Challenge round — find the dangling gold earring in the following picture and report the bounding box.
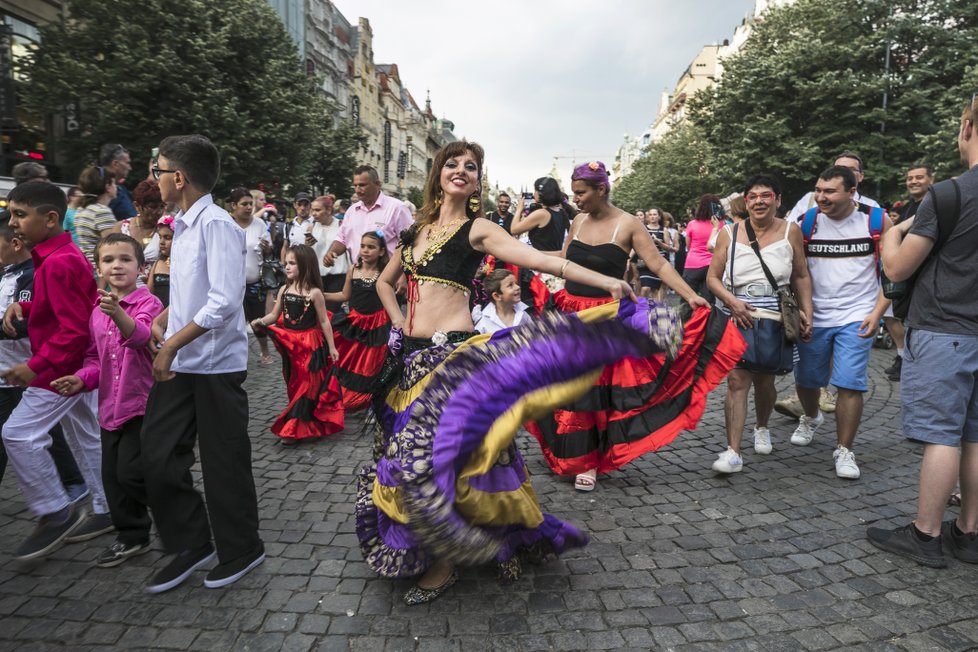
[468,187,481,214]
[434,192,443,207]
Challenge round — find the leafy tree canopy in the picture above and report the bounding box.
[620,0,978,211]
[22,0,361,196]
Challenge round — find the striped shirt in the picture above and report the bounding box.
[73,203,116,267]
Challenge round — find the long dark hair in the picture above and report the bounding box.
[284,244,323,293]
[356,231,390,271]
[694,193,724,221]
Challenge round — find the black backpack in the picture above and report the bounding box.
[882,179,961,319]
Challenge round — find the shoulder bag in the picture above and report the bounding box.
[744,220,801,343]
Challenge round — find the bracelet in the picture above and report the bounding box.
[559,260,570,278]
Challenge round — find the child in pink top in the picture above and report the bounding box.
[53,233,164,567]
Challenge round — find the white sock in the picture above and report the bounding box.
[896,348,904,358]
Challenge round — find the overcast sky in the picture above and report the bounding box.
[331,0,757,194]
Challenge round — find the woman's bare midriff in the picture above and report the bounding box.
[404,282,475,338]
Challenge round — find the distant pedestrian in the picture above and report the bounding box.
[99,144,137,221]
[228,188,273,365]
[146,217,173,308]
[74,164,118,268]
[681,194,725,314]
[305,195,346,312]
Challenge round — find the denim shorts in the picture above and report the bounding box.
[794,322,874,392]
[902,328,978,447]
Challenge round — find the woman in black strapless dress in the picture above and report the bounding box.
[526,161,746,492]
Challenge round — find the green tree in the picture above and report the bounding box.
[305,120,365,199]
[682,0,978,204]
[615,122,720,217]
[21,0,358,193]
[406,186,424,209]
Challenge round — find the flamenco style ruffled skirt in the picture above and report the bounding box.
[356,299,679,578]
[261,319,344,440]
[525,290,746,476]
[330,307,390,411]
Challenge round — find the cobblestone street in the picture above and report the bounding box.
[2,337,977,651]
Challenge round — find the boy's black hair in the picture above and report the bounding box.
[96,232,145,268]
[158,134,220,193]
[819,165,858,191]
[0,221,16,242]
[7,181,68,221]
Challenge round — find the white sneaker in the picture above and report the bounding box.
[833,446,860,479]
[753,427,773,455]
[790,412,824,446]
[712,447,743,474]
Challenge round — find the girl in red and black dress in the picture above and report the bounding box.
[526,161,746,491]
[326,231,391,411]
[252,244,343,443]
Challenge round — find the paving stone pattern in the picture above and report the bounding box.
[1,339,976,651]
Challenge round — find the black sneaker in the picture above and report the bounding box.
[941,519,978,564]
[146,543,216,594]
[867,523,946,568]
[64,512,115,543]
[95,539,151,568]
[14,504,87,561]
[203,544,265,589]
[885,355,902,381]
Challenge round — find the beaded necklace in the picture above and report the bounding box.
[285,288,313,326]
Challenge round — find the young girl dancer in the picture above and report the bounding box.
[146,216,172,308]
[474,269,531,334]
[252,244,342,443]
[325,231,391,412]
[52,233,164,567]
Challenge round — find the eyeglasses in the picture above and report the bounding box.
[151,166,177,180]
[745,191,776,202]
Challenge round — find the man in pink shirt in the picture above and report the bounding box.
[1,181,108,560]
[322,165,413,267]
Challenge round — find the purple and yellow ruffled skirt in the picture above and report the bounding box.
[355,299,680,578]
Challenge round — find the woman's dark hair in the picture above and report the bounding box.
[484,269,514,299]
[77,165,116,208]
[694,193,724,221]
[418,140,484,227]
[284,244,323,293]
[534,177,563,206]
[228,187,252,205]
[133,179,162,207]
[96,232,145,268]
[356,231,390,270]
[741,173,782,198]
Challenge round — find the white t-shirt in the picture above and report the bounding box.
[803,207,881,327]
[240,218,268,285]
[286,217,310,248]
[307,220,348,276]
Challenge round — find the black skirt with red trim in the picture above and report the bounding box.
[525,290,745,475]
[263,319,345,440]
[330,305,391,412]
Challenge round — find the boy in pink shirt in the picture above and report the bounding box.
[53,233,163,567]
[1,182,107,560]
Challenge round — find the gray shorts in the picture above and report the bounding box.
[902,328,978,447]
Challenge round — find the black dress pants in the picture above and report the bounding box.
[140,372,262,565]
[102,416,151,544]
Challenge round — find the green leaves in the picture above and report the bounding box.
[619,0,978,210]
[21,0,361,197]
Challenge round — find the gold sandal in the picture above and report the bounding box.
[403,571,458,605]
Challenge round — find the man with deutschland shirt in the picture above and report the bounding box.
[789,165,891,480]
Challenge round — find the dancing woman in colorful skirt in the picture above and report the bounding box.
[355,141,682,605]
[526,161,747,491]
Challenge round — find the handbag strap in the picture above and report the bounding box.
[728,223,738,290]
[743,219,780,291]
